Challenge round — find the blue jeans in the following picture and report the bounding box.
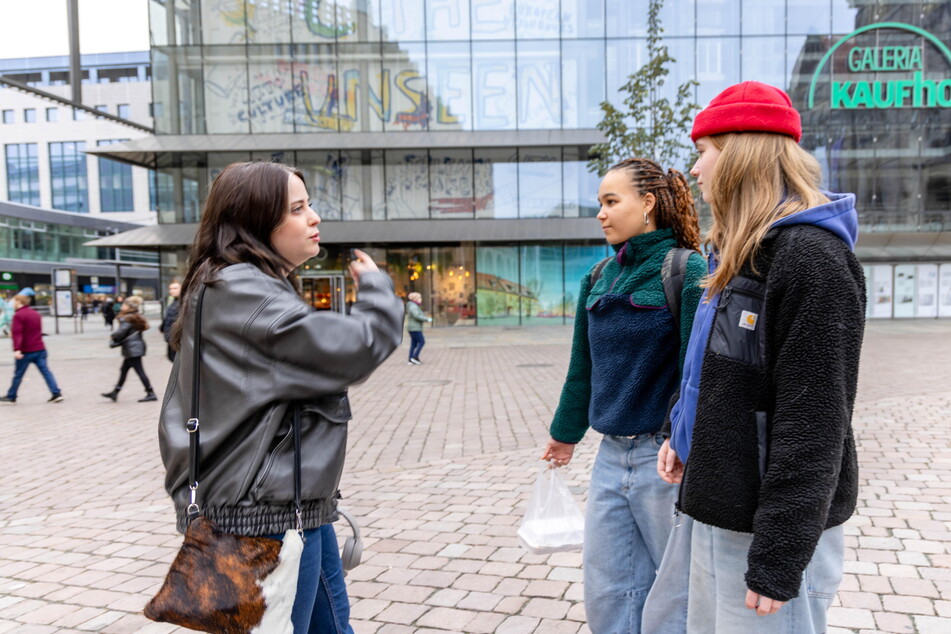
[687,520,844,633]
[408,331,424,360]
[583,433,679,634]
[6,350,61,399]
[269,524,353,634]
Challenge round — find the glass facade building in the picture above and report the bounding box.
[96,0,951,321]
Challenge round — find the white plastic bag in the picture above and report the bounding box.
[517,466,585,554]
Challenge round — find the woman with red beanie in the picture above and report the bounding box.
[657,81,866,633]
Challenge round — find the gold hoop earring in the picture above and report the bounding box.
[644,212,650,226]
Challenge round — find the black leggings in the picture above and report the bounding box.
[116,357,152,391]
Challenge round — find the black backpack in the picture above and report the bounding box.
[589,247,694,329]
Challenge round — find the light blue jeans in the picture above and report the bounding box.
[687,520,844,634]
[583,433,679,634]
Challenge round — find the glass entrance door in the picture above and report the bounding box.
[301,275,346,313]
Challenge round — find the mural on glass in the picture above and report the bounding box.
[476,245,524,325]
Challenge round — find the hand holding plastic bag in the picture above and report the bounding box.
[518,465,585,554]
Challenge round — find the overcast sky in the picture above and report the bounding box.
[0,0,149,60]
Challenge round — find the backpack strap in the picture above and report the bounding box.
[589,256,613,287]
[662,248,693,330]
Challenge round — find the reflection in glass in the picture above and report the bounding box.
[380,0,425,42]
[299,150,343,220]
[472,40,516,130]
[788,0,832,35]
[741,37,787,89]
[520,244,565,322]
[383,41,429,131]
[427,42,472,131]
[831,0,858,34]
[519,147,563,218]
[563,147,600,218]
[248,0,291,44]
[561,0,605,38]
[742,0,784,35]
[431,246,476,326]
[248,45,296,133]
[697,0,740,36]
[201,0,248,44]
[658,0,695,37]
[606,39,647,113]
[517,0,561,39]
[658,38,696,107]
[294,44,342,132]
[562,39,605,129]
[340,149,386,220]
[204,46,250,133]
[606,0,647,38]
[696,37,740,106]
[517,40,561,129]
[475,148,518,218]
[385,149,429,218]
[336,43,385,133]
[430,149,474,218]
[476,245,521,325]
[471,0,514,40]
[427,0,471,41]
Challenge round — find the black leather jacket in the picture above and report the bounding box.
[111,318,146,358]
[158,264,403,535]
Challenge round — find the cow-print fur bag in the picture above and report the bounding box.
[144,516,303,633]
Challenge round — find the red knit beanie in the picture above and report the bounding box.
[691,81,802,142]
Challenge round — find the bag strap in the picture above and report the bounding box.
[661,248,693,330]
[589,256,613,287]
[185,285,303,534]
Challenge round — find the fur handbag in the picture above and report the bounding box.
[145,286,304,633]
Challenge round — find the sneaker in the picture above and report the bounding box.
[407,361,415,365]
[48,394,64,403]
[0,396,15,404]
[409,358,422,365]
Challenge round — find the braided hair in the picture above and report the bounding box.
[608,157,701,251]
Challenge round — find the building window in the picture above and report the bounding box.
[24,108,36,123]
[97,139,134,212]
[5,143,41,206]
[46,107,58,122]
[94,104,107,112]
[49,141,88,212]
[72,108,85,121]
[117,104,130,119]
[2,110,13,124]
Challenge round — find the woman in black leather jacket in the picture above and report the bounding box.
[158,161,403,634]
[101,296,156,402]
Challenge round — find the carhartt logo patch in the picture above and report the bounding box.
[739,310,758,331]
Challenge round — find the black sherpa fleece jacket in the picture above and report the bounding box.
[682,224,866,602]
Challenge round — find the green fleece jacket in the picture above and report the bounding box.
[549,228,707,443]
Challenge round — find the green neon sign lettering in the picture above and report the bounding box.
[808,22,951,109]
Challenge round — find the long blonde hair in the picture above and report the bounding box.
[704,133,829,294]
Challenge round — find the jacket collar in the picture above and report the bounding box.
[612,228,677,268]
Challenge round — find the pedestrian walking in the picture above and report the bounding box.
[0,290,64,404]
[405,291,431,365]
[0,293,12,336]
[658,81,866,634]
[102,297,115,329]
[101,296,157,402]
[156,161,403,633]
[541,158,706,633]
[159,281,181,362]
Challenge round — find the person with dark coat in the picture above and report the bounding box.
[102,298,116,329]
[0,291,64,404]
[102,296,157,402]
[658,82,866,634]
[159,281,181,362]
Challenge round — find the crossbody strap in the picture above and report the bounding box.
[184,284,303,534]
[661,248,693,330]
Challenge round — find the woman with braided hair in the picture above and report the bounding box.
[540,157,706,633]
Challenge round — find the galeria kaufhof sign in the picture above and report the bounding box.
[808,22,951,109]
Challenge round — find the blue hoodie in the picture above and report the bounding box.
[668,192,858,461]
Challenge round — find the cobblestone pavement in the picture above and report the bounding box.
[0,315,949,633]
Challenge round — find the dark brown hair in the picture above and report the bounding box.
[171,161,306,348]
[608,157,702,251]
